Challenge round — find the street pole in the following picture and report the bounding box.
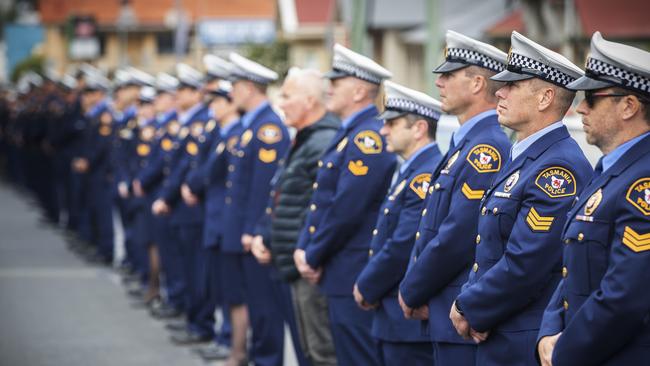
[425,0,441,97]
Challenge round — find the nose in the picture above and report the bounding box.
[575,98,589,116]
[495,85,508,100]
[379,124,389,137]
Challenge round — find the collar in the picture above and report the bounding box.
[602,131,650,173]
[220,118,240,137]
[156,109,176,125]
[86,99,108,118]
[453,109,497,146]
[341,104,375,130]
[400,142,438,174]
[178,103,204,125]
[510,120,564,161]
[241,101,269,129]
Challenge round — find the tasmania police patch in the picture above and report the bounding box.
[535,166,577,198]
[466,144,501,173]
[626,177,650,216]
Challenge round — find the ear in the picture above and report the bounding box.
[351,83,366,103]
[470,75,485,95]
[414,118,428,140]
[620,95,641,121]
[537,87,555,112]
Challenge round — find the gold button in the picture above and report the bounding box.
[562,266,568,278]
[369,249,374,257]
[564,238,570,244]
[434,183,441,190]
[372,229,378,236]
[265,207,272,215]
[310,204,317,211]
[326,162,333,168]
[225,197,232,204]
[384,208,389,215]
[313,182,318,190]
[318,160,323,167]
[428,186,434,194]
[416,231,420,240]
[472,263,479,272]
[226,181,232,188]
[563,300,569,310]
[269,190,275,197]
[237,151,244,157]
[422,209,427,217]
[481,207,487,215]
[228,165,235,172]
[578,233,585,242]
[476,234,481,244]
[413,256,417,262]
[492,207,499,215]
[309,226,316,234]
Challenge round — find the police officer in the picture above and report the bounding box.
[448,31,593,365]
[537,32,650,366]
[183,78,239,362]
[72,71,115,264]
[354,80,443,365]
[133,72,185,318]
[294,44,397,366]
[220,53,290,366]
[397,30,512,365]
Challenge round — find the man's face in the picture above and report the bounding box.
[279,79,309,128]
[137,102,155,121]
[494,79,536,131]
[326,77,356,117]
[175,86,198,110]
[575,88,620,150]
[154,92,175,114]
[435,68,472,115]
[380,116,414,155]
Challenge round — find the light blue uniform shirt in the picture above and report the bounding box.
[510,120,564,161]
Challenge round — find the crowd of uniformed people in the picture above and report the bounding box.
[1,28,649,366]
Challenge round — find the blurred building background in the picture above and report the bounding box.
[0,0,649,93]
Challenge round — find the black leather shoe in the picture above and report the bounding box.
[196,343,231,360]
[165,320,187,331]
[151,304,183,319]
[170,329,212,345]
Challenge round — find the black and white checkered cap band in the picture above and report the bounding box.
[508,53,577,86]
[230,69,271,85]
[586,57,650,94]
[332,60,383,84]
[385,98,440,120]
[447,48,505,72]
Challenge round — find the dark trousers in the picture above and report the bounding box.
[154,216,186,310]
[434,341,476,366]
[176,223,207,331]
[378,340,433,366]
[328,295,380,366]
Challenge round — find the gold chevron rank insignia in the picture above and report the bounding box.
[258,148,277,163]
[461,183,484,200]
[622,226,650,252]
[526,207,555,232]
[348,160,368,176]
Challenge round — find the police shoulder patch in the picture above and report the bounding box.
[409,173,432,199]
[353,130,383,154]
[179,126,190,139]
[625,177,650,216]
[348,160,369,176]
[622,226,650,252]
[259,148,277,163]
[215,142,226,155]
[257,123,282,144]
[535,166,577,198]
[140,126,156,142]
[466,144,501,173]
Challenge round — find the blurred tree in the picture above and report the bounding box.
[242,40,290,80]
[11,54,43,82]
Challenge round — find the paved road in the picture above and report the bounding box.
[0,182,210,366]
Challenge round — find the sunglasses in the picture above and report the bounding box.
[583,91,629,108]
